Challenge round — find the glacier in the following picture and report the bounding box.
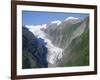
[25,25,63,65]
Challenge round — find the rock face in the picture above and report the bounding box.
[22,27,48,69]
[23,16,89,68]
[25,25,63,67]
[44,16,89,67]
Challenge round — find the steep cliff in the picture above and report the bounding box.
[23,16,89,68]
[22,27,48,69]
[44,16,89,66]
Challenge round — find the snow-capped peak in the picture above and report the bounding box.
[25,25,41,29]
[51,20,61,25]
[41,24,47,29]
[65,16,79,21]
[25,24,47,29]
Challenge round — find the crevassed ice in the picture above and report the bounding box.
[26,25,63,64]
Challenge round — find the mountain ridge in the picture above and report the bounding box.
[23,16,89,68]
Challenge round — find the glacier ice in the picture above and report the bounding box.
[25,25,63,65]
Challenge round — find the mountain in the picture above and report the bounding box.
[44,16,89,67]
[25,24,63,67]
[61,26,89,66]
[22,27,48,69]
[50,20,61,25]
[44,17,82,48]
[23,16,89,68]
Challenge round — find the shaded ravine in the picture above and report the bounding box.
[26,25,63,67]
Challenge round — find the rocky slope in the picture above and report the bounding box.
[44,16,89,67]
[23,16,89,68]
[22,27,48,69]
[25,24,63,67]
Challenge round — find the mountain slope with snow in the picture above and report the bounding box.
[44,16,89,67]
[26,24,63,65]
[65,16,79,20]
[23,16,89,68]
[51,20,61,25]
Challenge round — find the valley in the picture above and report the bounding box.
[22,16,89,68]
